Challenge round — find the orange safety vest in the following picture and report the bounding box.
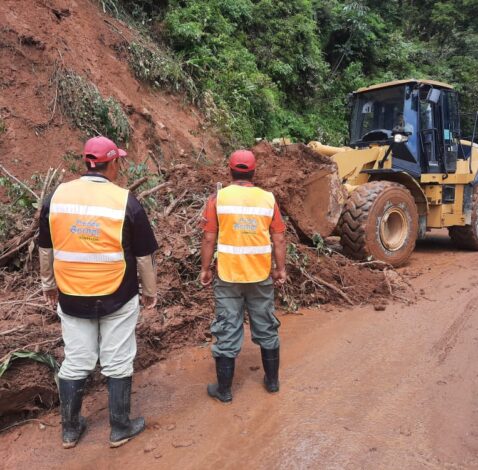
[49,178,128,296]
[217,185,275,283]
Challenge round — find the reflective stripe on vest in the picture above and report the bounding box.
[49,178,128,296]
[217,185,275,283]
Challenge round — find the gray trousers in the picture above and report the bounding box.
[57,295,140,380]
[211,277,280,358]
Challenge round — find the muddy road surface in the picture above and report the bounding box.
[2,230,478,469]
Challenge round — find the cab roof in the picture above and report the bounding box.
[355,79,453,93]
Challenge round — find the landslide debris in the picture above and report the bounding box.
[0,142,414,427]
[253,141,347,238]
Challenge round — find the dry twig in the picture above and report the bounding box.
[128,176,149,192]
[0,163,39,200]
[0,167,64,266]
[300,268,354,305]
[0,326,27,336]
[0,337,62,364]
[164,189,188,216]
[138,181,170,201]
[0,419,58,434]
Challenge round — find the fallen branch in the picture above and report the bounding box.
[128,176,149,192]
[138,181,170,201]
[164,189,188,216]
[0,419,58,434]
[0,167,64,267]
[300,268,354,305]
[0,325,27,336]
[0,233,38,267]
[148,149,164,175]
[39,168,53,204]
[2,301,57,314]
[0,163,39,200]
[355,259,393,270]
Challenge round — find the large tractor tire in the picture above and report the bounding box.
[449,187,478,249]
[339,181,419,266]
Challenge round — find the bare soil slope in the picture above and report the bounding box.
[0,0,223,179]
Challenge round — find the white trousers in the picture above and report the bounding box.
[57,295,140,380]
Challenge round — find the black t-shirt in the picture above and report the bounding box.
[38,175,159,318]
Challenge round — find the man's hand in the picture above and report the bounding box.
[200,268,213,286]
[142,294,157,309]
[43,288,58,309]
[272,268,287,286]
[200,232,216,287]
[271,232,286,287]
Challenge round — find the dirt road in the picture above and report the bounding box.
[2,231,478,469]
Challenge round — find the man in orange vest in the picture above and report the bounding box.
[200,149,287,403]
[38,136,158,448]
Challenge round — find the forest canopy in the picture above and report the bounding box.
[107,0,478,147]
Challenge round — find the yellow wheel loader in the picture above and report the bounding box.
[304,79,478,266]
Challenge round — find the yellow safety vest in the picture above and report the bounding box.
[217,185,275,283]
[49,178,128,296]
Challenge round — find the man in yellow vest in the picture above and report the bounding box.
[200,149,287,403]
[38,136,158,448]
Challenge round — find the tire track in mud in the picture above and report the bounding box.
[431,296,478,365]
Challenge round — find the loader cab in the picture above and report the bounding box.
[349,80,460,177]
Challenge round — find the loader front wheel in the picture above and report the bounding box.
[449,187,478,250]
[339,181,418,266]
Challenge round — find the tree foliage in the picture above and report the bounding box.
[113,0,478,146]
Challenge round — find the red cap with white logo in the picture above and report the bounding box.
[82,136,127,168]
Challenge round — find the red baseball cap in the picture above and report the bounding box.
[82,136,127,168]
[229,150,256,173]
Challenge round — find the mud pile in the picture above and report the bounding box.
[253,141,347,238]
[0,147,414,426]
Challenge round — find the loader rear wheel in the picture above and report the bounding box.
[449,187,478,250]
[339,181,418,266]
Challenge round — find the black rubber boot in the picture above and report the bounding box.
[207,357,235,403]
[261,347,280,393]
[108,376,145,448]
[59,378,87,449]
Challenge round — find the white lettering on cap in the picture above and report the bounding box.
[107,150,117,158]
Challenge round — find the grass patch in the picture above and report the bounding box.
[0,118,6,134]
[57,69,131,143]
[62,151,83,174]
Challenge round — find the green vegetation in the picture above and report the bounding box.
[0,351,59,379]
[57,69,130,143]
[127,42,196,96]
[62,151,83,174]
[122,159,163,215]
[0,175,37,245]
[312,233,333,256]
[0,118,6,134]
[104,0,478,147]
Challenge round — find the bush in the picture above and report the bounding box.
[128,42,196,97]
[0,175,38,245]
[57,69,131,143]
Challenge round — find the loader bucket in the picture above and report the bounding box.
[292,166,347,238]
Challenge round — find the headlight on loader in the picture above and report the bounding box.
[393,133,409,144]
